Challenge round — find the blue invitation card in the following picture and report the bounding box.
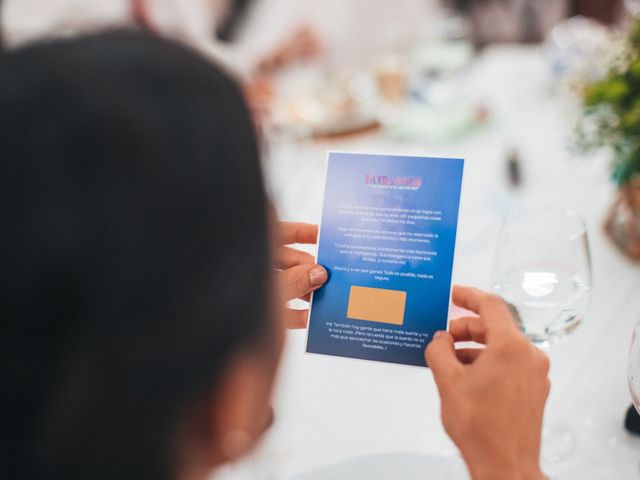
[306,152,464,367]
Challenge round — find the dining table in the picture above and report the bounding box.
[216,43,640,480]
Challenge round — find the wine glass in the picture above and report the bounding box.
[493,210,591,348]
[492,209,592,463]
[628,314,640,414]
[626,314,640,478]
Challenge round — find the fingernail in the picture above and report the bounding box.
[433,330,445,339]
[309,266,327,287]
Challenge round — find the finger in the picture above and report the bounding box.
[455,348,484,364]
[279,264,327,301]
[276,246,315,269]
[279,222,318,245]
[449,316,487,344]
[284,309,309,329]
[451,286,517,340]
[451,285,491,313]
[425,331,464,386]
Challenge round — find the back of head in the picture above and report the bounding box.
[0,31,271,480]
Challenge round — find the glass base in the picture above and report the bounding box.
[504,301,583,349]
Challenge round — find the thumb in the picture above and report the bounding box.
[425,331,463,388]
[280,264,327,301]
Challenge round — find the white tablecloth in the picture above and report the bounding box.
[217,45,640,480]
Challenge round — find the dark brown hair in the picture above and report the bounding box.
[0,30,271,480]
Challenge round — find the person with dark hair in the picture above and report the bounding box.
[0,31,550,480]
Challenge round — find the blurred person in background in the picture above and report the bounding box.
[0,31,551,480]
[1,0,453,77]
[0,0,462,117]
[444,0,625,46]
[0,0,323,120]
[0,0,323,113]
[239,0,443,69]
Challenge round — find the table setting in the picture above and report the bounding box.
[218,11,640,480]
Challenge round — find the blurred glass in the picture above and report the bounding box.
[373,54,408,103]
[544,15,610,82]
[626,0,640,17]
[408,9,473,106]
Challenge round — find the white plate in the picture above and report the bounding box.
[290,453,469,480]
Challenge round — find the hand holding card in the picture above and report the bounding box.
[427,287,549,480]
[276,222,328,329]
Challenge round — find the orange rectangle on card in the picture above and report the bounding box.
[347,286,406,325]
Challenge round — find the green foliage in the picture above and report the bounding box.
[579,20,640,186]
